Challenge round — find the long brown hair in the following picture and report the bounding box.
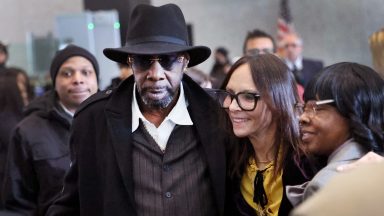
[221,54,302,179]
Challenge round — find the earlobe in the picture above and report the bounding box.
[183,60,189,72]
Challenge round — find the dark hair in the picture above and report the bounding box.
[303,62,384,153]
[242,29,276,54]
[222,54,301,178]
[216,47,228,57]
[0,68,31,115]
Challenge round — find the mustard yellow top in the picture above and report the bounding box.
[240,157,283,216]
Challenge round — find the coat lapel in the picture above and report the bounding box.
[104,77,136,208]
[183,76,227,215]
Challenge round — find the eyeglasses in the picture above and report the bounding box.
[246,48,274,56]
[295,99,335,118]
[284,43,301,49]
[127,54,185,71]
[209,90,261,111]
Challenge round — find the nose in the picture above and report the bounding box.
[228,97,241,111]
[299,112,310,126]
[72,71,84,84]
[146,61,165,81]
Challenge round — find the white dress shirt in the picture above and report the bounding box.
[285,56,303,71]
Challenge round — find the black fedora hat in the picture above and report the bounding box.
[103,4,211,67]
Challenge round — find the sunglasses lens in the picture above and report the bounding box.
[158,55,178,70]
[132,55,152,71]
[131,55,181,71]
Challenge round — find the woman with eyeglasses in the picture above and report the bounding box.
[286,62,384,206]
[220,54,310,216]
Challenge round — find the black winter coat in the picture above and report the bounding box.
[2,91,72,216]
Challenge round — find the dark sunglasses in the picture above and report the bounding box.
[127,54,185,71]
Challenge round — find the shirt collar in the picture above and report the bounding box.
[285,55,303,70]
[58,101,74,117]
[131,82,193,132]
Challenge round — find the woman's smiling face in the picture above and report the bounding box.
[225,63,273,138]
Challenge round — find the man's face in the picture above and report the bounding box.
[129,53,188,109]
[245,37,274,55]
[282,34,303,61]
[55,56,98,113]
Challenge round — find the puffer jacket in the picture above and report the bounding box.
[2,91,72,216]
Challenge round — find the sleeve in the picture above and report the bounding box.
[45,158,79,216]
[45,120,80,216]
[2,127,39,216]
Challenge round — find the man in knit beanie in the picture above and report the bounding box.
[3,45,98,216]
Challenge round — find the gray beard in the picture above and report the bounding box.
[139,87,175,109]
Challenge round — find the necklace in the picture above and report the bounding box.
[256,160,272,164]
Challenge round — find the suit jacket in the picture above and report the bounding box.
[291,162,384,216]
[46,75,230,216]
[286,139,367,206]
[300,58,323,87]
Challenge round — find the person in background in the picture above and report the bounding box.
[286,62,384,206]
[107,63,133,89]
[242,29,304,99]
[242,29,276,55]
[2,45,99,216]
[0,68,34,207]
[0,42,9,70]
[220,54,310,216]
[280,33,323,87]
[47,4,230,216]
[210,47,231,89]
[185,67,212,88]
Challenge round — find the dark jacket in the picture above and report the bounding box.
[3,91,72,216]
[226,151,312,216]
[47,75,230,216]
[301,58,323,87]
[0,112,22,207]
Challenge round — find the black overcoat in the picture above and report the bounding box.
[47,75,229,216]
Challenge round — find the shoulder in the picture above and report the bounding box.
[303,58,323,67]
[305,162,340,196]
[74,89,114,117]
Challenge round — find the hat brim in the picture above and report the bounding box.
[103,43,211,67]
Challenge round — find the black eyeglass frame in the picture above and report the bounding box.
[208,89,261,111]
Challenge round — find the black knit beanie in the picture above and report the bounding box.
[50,45,99,86]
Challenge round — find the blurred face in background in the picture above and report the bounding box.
[245,37,274,55]
[55,56,98,113]
[282,34,303,62]
[16,73,29,106]
[0,51,7,66]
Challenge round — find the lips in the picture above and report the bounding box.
[69,89,90,97]
[230,115,249,127]
[144,87,167,99]
[300,129,315,142]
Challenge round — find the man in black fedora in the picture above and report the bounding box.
[47,4,231,216]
